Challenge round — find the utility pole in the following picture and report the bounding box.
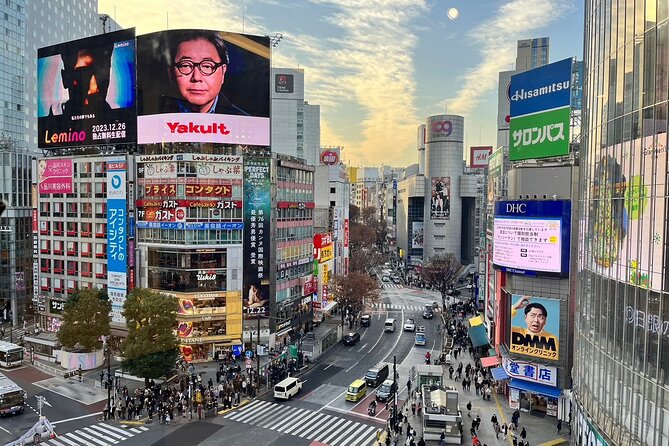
[392,355,397,429]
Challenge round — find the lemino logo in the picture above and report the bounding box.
[167,121,230,135]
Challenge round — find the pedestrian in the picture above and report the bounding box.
[472,434,480,446]
[493,422,500,440]
[490,413,498,426]
[407,378,412,395]
[406,422,412,437]
[440,430,446,446]
[469,424,476,438]
[411,401,416,415]
[520,427,527,440]
[466,401,472,417]
[512,435,518,446]
[448,366,454,380]
[512,409,520,428]
[501,422,508,440]
[556,420,562,434]
[417,437,426,446]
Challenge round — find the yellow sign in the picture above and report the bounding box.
[320,244,334,262]
[322,263,329,284]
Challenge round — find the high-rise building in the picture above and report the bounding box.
[573,1,669,445]
[515,37,549,71]
[271,68,321,165]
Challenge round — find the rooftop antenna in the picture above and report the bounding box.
[99,14,109,34]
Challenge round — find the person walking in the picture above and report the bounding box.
[556,420,562,434]
[493,422,501,439]
[501,422,508,440]
[520,427,527,440]
[490,413,498,427]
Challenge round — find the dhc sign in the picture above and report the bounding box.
[505,203,527,213]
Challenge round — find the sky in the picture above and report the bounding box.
[99,0,584,168]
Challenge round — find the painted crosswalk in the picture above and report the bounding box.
[370,303,429,312]
[223,400,381,446]
[381,283,403,289]
[41,422,149,446]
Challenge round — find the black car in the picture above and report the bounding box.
[361,314,371,327]
[375,379,397,402]
[422,307,434,319]
[343,332,361,345]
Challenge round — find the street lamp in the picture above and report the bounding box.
[104,346,111,418]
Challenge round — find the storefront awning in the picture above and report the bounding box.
[469,315,483,327]
[490,367,509,381]
[509,378,561,399]
[481,356,502,367]
[467,324,489,347]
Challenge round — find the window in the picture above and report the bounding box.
[95,223,106,237]
[67,202,78,217]
[40,277,50,291]
[40,258,50,272]
[53,240,63,254]
[81,222,92,237]
[53,221,63,235]
[53,202,63,216]
[81,242,92,257]
[94,202,106,218]
[81,202,92,218]
[81,262,92,277]
[66,222,77,235]
[40,239,50,253]
[67,261,77,275]
[66,241,78,255]
[330,187,336,193]
[94,263,106,278]
[95,243,106,258]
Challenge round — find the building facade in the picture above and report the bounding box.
[515,37,549,71]
[573,1,669,444]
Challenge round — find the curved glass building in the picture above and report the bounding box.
[575,0,669,444]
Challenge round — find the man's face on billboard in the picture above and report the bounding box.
[173,38,226,113]
[524,307,547,334]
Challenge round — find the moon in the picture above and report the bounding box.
[447,7,459,20]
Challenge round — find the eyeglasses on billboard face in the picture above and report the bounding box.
[174,60,224,76]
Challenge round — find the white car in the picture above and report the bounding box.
[403,318,416,332]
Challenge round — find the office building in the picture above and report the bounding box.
[573,1,669,444]
[515,37,549,71]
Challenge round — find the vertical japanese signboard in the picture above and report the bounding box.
[107,160,128,323]
[243,157,271,318]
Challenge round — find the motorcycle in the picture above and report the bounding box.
[368,401,377,416]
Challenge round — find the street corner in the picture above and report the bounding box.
[217,398,252,416]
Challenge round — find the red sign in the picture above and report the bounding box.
[303,279,317,296]
[137,199,241,209]
[320,150,340,165]
[144,184,177,197]
[469,146,493,169]
[32,210,38,232]
[139,207,187,222]
[277,201,315,209]
[129,268,135,291]
[314,233,333,249]
[344,219,349,248]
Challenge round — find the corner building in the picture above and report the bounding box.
[575,1,669,444]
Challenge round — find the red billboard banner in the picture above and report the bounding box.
[137,199,241,209]
[344,219,349,248]
[32,210,38,232]
[314,233,333,249]
[277,201,315,209]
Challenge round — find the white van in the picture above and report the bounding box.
[273,377,303,400]
[384,318,396,332]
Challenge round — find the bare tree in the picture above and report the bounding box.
[419,253,462,307]
[329,272,381,328]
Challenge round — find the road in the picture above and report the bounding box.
[0,280,443,446]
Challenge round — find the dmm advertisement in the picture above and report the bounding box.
[38,159,73,194]
[509,57,572,161]
[137,30,270,146]
[493,200,571,277]
[38,29,136,149]
[107,160,128,324]
[243,157,271,318]
[509,294,560,360]
[430,177,451,220]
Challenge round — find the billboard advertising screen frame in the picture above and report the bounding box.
[430,177,451,220]
[38,29,137,149]
[493,200,571,277]
[509,294,560,360]
[136,30,270,146]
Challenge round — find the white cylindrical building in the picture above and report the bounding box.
[423,114,464,260]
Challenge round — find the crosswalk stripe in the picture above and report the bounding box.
[248,403,285,425]
[75,429,111,446]
[289,412,327,436]
[258,407,301,429]
[83,427,118,444]
[276,410,314,432]
[46,439,68,446]
[309,415,342,440]
[224,400,263,420]
[234,400,274,422]
[127,427,142,434]
[97,423,134,437]
[319,418,355,444]
[87,424,126,440]
[137,426,149,432]
[349,425,378,446]
[334,422,371,446]
[271,407,312,431]
[54,435,80,446]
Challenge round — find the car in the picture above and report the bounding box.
[360,314,371,327]
[422,307,434,319]
[392,276,401,284]
[403,318,416,332]
[382,276,391,282]
[343,332,361,345]
[375,379,398,402]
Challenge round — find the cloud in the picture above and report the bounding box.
[448,0,575,116]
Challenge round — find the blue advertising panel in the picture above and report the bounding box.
[493,200,571,277]
[509,58,573,117]
[107,160,128,323]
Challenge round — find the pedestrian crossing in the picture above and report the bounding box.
[382,283,403,289]
[41,422,149,446]
[223,400,381,446]
[370,303,429,312]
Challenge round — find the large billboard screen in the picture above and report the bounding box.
[430,177,450,220]
[493,200,571,277]
[585,133,667,291]
[411,222,424,248]
[243,157,271,318]
[38,29,137,149]
[136,30,270,146]
[509,58,572,161]
[509,294,560,360]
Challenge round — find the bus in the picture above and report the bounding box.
[0,372,26,415]
[0,341,24,368]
